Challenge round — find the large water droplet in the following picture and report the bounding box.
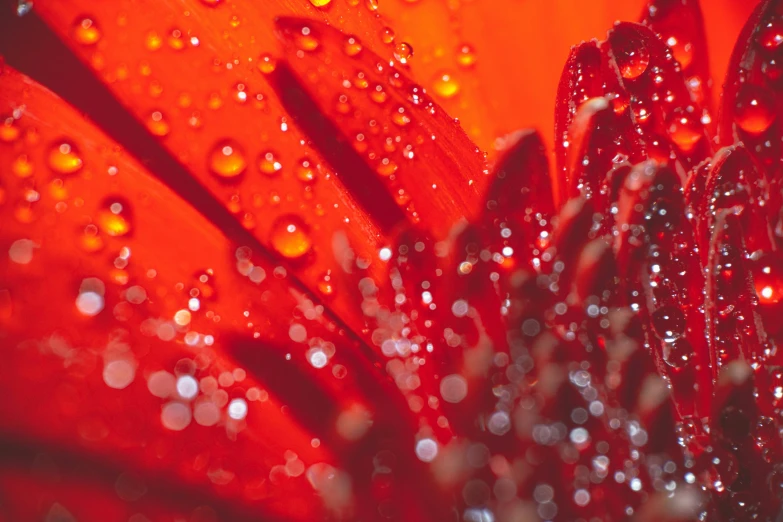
[663,339,693,368]
[734,84,776,135]
[48,141,83,175]
[666,110,702,151]
[271,215,312,259]
[309,0,332,6]
[209,141,246,178]
[394,42,413,64]
[614,35,650,80]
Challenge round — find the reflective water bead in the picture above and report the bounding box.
[734,84,776,135]
[344,36,362,56]
[295,157,316,183]
[258,151,283,176]
[0,117,19,142]
[270,215,312,259]
[456,44,477,68]
[209,140,247,178]
[394,42,413,64]
[48,141,84,175]
[73,17,101,45]
[651,305,686,342]
[666,110,702,151]
[257,54,277,74]
[432,71,460,99]
[759,20,783,50]
[97,198,133,237]
[380,26,395,45]
[614,35,650,80]
[309,0,332,6]
[146,110,170,137]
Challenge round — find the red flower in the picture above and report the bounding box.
[0,0,778,520]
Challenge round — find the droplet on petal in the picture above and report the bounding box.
[48,141,83,175]
[73,17,101,45]
[209,140,247,179]
[96,198,133,237]
[270,215,312,259]
[432,71,460,99]
[394,42,413,64]
[734,84,776,135]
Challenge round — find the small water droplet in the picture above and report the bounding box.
[296,157,316,183]
[365,0,379,11]
[344,36,362,57]
[79,224,104,253]
[370,84,388,104]
[209,141,247,178]
[666,35,693,69]
[232,82,249,103]
[335,93,352,114]
[391,106,411,126]
[12,154,33,178]
[0,117,20,142]
[257,53,277,74]
[380,26,395,45]
[145,31,163,50]
[614,35,649,80]
[432,71,460,99]
[759,20,783,50]
[168,29,185,51]
[270,215,312,259]
[666,109,702,151]
[146,110,170,137]
[73,17,101,45]
[294,26,320,52]
[394,42,413,64]
[734,84,776,135]
[48,141,83,175]
[456,43,477,68]
[376,158,398,176]
[652,305,686,342]
[97,198,133,237]
[258,151,283,176]
[200,0,222,6]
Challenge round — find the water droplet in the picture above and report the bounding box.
[432,71,460,99]
[12,154,33,178]
[666,35,693,70]
[376,158,398,176]
[257,54,277,74]
[753,252,783,304]
[614,36,649,80]
[335,93,353,114]
[318,272,334,295]
[48,141,83,175]
[293,26,320,52]
[652,305,686,342]
[79,224,104,253]
[200,0,222,6]
[734,84,776,135]
[391,106,411,126]
[146,110,169,136]
[97,198,133,237]
[666,109,702,151]
[258,151,283,176]
[759,20,783,50]
[365,0,379,11]
[380,26,395,45]
[270,215,312,259]
[295,157,316,183]
[73,17,101,45]
[370,84,387,104]
[0,117,20,142]
[310,0,332,5]
[394,42,413,64]
[663,339,693,368]
[209,140,247,178]
[456,43,477,68]
[232,82,249,103]
[168,29,185,51]
[145,31,163,50]
[344,35,362,56]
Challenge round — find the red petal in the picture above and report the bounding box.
[273,17,486,238]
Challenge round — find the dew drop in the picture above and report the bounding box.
[12,154,33,178]
[270,215,312,259]
[295,157,316,183]
[79,224,104,253]
[391,106,411,126]
[0,117,19,142]
[370,84,388,104]
[432,71,460,99]
[97,198,133,237]
[48,141,83,175]
[380,26,395,45]
[365,0,379,11]
[614,35,649,80]
[394,42,413,64]
[200,0,223,6]
[753,252,783,304]
[168,29,185,51]
[257,54,277,74]
[652,305,686,342]
[310,0,332,5]
[145,110,169,137]
[663,339,693,368]
[344,36,362,56]
[73,17,101,45]
[456,43,477,68]
[666,35,693,69]
[376,158,398,177]
[145,31,163,50]
[666,110,702,151]
[258,151,283,176]
[759,20,783,50]
[209,140,247,179]
[232,82,249,104]
[294,26,320,52]
[734,84,776,135]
